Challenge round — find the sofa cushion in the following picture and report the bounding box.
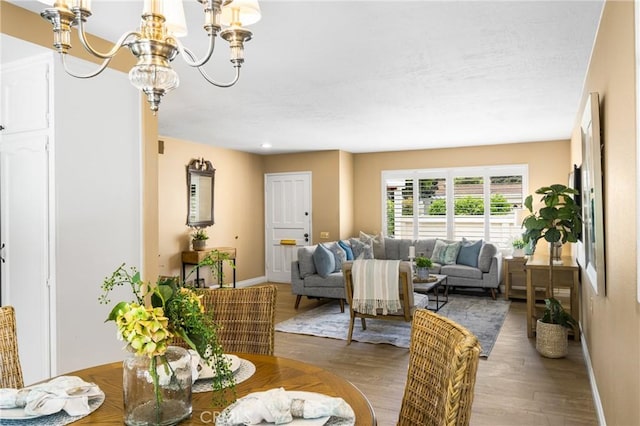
[478,242,497,272]
[431,239,461,265]
[457,238,483,268]
[328,242,347,272]
[338,240,354,260]
[441,264,483,279]
[350,238,374,259]
[313,244,336,278]
[384,238,411,260]
[298,246,317,278]
[303,272,345,289]
[413,239,436,258]
[360,231,386,259]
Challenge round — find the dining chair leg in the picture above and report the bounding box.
[361,317,366,330]
[339,299,345,313]
[294,295,302,309]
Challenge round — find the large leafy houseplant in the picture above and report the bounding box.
[521,184,581,356]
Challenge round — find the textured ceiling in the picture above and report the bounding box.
[5,1,604,154]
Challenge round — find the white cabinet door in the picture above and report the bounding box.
[1,57,49,135]
[0,133,51,385]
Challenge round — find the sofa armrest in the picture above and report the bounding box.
[291,261,305,294]
[482,251,503,288]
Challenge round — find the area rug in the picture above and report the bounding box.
[275,295,510,358]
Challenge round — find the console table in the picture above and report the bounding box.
[182,247,236,288]
[525,255,579,340]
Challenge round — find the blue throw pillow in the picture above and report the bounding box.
[338,240,354,260]
[457,238,483,268]
[312,244,336,278]
[329,242,347,272]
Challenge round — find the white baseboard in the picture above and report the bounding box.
[580,324,606,425]
[235,276,268,288]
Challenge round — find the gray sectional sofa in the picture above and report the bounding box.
[290,237,503,309]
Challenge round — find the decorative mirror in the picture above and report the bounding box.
[186,158,215,228]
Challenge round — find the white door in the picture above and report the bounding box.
[265,173,311,282]
[0,56,53,385]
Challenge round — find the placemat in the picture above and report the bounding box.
[0,391,105,426]
[193,358,256,393]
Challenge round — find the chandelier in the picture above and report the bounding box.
[39,0,261,111]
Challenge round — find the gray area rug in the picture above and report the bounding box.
[275,295,510,358]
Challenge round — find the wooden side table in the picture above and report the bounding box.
[525,255,579,340]
[504,256,527,300]
[182,247,236,288]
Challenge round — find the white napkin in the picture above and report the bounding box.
[219,387,355,425]
[0,376,101,416]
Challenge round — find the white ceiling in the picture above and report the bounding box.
[5,1,604,154]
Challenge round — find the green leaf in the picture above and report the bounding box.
[524,195,533,212]
[544,228,561,243]
[106,301,129,322]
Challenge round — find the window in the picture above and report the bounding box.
[383,165,527,247]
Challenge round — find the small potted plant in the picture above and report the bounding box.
[512,238,526,258]
[191,228,209,251]
[536,298,578,358]
[415,256,433,280]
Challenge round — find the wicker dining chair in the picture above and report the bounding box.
[0,306,24,389]
[398,309,481,426]
[171,285,278,355]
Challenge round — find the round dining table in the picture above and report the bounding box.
[65,353,376,425]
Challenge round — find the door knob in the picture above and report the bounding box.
[304,233,309,242]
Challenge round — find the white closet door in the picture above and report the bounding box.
[0,133,51,385]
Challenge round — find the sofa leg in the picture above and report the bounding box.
[490,288,497,300]
[339,299,345,313]
[294,295,302,309]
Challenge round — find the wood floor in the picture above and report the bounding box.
[269,283,598,426]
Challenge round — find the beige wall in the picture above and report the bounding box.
[570,1,640,423]
[157,137,265,283]
[263,151,342,243]
[352,141,571,235]
[339,151,355,238]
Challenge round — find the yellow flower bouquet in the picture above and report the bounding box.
[99,264,234,424]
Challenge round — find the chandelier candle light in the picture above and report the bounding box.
[39,0,261,111]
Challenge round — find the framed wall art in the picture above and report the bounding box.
[579,92,605,296]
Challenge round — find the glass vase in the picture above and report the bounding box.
[123,346,193,426]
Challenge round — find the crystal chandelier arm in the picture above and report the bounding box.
[181,46,241,88]
[60,53,114,79]
[76,16,141,60]
[174,36,217,68]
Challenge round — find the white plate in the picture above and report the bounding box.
[0,389,105,420]
[197,354,242,380]
[216,390,355,426]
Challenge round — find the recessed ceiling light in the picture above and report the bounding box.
[261,143,272,149]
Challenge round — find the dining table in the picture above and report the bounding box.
[42,353,376,425]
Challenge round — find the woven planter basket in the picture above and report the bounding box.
[536,320,568,358]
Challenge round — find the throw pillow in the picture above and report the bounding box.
[359,231,386,259]
[312,244,336,278]
[431,239,461,265]
[328,242,347,272]
[457,238,483,268]
[478,242,497,272]
[338,240,354,260]
[297,246,317,278]
[349,238,374,260]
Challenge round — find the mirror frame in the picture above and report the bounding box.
[186,158,215,228]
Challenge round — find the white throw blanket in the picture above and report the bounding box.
[351,259,401,315]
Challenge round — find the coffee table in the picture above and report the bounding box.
[413,273,449,312]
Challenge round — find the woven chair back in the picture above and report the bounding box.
[398,309,481,426]
[172,285,277,356]
[0,306,24,389]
